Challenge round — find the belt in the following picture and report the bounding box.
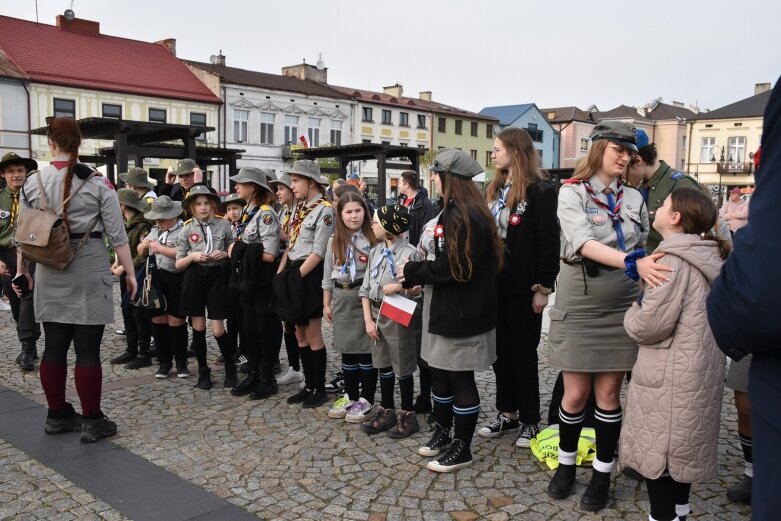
[194,263,222,272]
[562,258,618,273]
[69,232,103,240]
[334,278,363,290]
[288,259,304,269]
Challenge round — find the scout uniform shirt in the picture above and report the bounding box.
[322,232,372,291]
[558,175,648,262]
[643,160,699,252]
[176,216,233,266]
[125,213,152,271]
[146,221,184,273]
[0,186,21,249]
[277,203,293,256]
[287,194,335,262]
[237,203,280,255]
[359,239,420,302]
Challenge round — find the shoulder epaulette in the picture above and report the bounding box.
[321,200,333,208]
[184,218,193,224]
[260,204,272,212]
[562,178,583,185]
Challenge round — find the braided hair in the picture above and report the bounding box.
[47,117,82,230]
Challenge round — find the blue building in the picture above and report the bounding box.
[479,103,558,169]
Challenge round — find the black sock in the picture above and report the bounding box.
[432,393,454,430]
[214,333,235,367]
[739,431,753,464]
[342,354,360,401]
[310,347,326,392]
[379,367,395,410]
[299,345,312,389]
[418,362,431,400]
[151,323,170,364]
[594,405,622,467]
[453,402,480,444]
[169,324,188,364]
[558,406,585,454]
[192,329,207,369]
[358,355,377,404]
[398,373,414,412]
[284,327,300,371]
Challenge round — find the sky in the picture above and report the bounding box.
[2,0,780,114]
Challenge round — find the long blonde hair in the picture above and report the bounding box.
[486,127,544,209]
[571,140,609,181]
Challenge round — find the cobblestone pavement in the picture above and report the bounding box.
[0,286,752,520]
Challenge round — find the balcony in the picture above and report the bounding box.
[717,162,753,174]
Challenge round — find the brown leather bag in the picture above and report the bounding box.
[14,170,99,270]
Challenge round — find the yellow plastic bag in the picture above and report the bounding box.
[529,425,596,470]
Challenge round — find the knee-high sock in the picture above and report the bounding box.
[74,365,102,418]
[558,406,585,460]
[192,329,208,369]
[40,361,67,411]
[739,431,753,476]
[358,354,377,403]
[151,323,171,364]
[169,324,188,363]
[593,405,622,472]
[398,373,414,411]
[418,362,431,400]
[299,345,312,389]
[342,354,360,401]
[453,402,480,444]
[284,327,300,371]
[379,367,395,409]
[215,333,235,368]
[310,347,327,393]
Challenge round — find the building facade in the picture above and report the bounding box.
[542,106,597,169]
[479,104,557,169]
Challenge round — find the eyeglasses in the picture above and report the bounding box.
[606,144,636,158]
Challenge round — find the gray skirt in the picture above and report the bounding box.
[370,303,417,376]
[421,285,496,372]
[331,286,371,355]
[726,354,752,393]
[34,239,114,325]
[547,262,641,372]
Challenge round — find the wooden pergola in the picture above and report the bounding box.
[30,117,244,186]
[297,143,426,206]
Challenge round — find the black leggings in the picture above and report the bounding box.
[645,474,691,521]
[242,295,281,381]
[42,323,104,365]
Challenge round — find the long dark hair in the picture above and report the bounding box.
[486,127,544,209]
[669,187,731,259]
[439,173,503,281]
[47,117,82,230]
[332,191,376,267]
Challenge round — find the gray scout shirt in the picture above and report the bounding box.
[322,232,372,291]
[359,239,420,302]
[287,194,335,262]
[238,204,280,256]
[417,212,442,262]
[558,175,648,262]
[146,220,184,273]
[176,216,233,266]
[488,181,518,240]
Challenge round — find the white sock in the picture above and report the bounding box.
[675,503,690,517]
[745,461,754,478]
[649,516,680,521]
[558,449,577,466]
[592,457,615,473]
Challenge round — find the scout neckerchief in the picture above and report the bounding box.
[339,232,367,282]
[235,205,259,240]
[490,183,511,225]
[9,190,19,229]
[194,217,214,254]
[370,243,396,280]
[584,180,626,251]
[289,196,331,248]
[157,220,182,245]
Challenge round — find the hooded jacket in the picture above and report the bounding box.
[619,233,725,483]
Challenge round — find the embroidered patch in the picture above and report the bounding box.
[584,208,599,214]
[590,215,607,226]
[515,202,528,215]
[189,232,201,243]
[262,213,273,225]
[358,253,368,263]
[671,171,684,180]
[433,224,444,238]
[0,210,9,219]
[323,214,333,227]
[509,214,522,226]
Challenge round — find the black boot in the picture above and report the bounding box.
[81,414,117,443]
[231,370,259,396]
[547,464,577,500]
[44,403,83,435]
[195,367,212,390]
[19,340,36,372]
[223,363,238,388]
[580,468,612,511]
[249,378,278,400]
[727,474,752,505]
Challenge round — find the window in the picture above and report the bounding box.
[486,125,493,138]
[307,117,320,147]
[102,103,122,119]
[362,107,373,122]
[700,136,715,163]
[234,109,249,142]
[260,112,275,144]
[53,98,75,118]
[417,115,427,129]
[190,112,207,142]
[438,117,447,133]
[382,109,392,125]
[470,149,477,160]
[399,142,408,147]
[399,112,409,127]
[485,151,492,166]
[330,119,342,146]
[471,122,478,137]
[455,120,463,135]
[681,135,687,150]
[284,115,299,144]
[362,139,372,144]
[537,149,543,161]
[149,108,166,123]
[727,136,746,162]
[381,141,390,145]
[580,138,589,152]
[527,123,543,142]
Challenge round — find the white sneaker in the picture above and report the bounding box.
[327,394,354,419]
[345,397,375,424]
[0,300,11,311]
[276,366,304,385]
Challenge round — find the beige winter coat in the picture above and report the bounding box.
[619,233,726,483]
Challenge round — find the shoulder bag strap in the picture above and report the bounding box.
[55,170,98,215]
[35,171,51,210]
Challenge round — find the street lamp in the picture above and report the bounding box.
[710,144,736,207]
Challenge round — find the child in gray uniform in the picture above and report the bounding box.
[359,205,420,439]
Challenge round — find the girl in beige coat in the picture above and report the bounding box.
[620,187,730,521]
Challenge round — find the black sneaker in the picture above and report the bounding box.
[44,404,83,435]
[125,355,152,370]
[287,388,313,405]
[418,423,452,457]
[223,365,238,388]
[727,474,752,505]
[477,413,520,438]
[81,415,117,443]
[547,464,577,500]
[514,423,540,448]
[176,361,190,378]
[195,367,212,390]
[580,469,612,512]
[110,351,136,365]
[155,363,172,379]
[426,439,472,472]
[302,389,328,408]
[249,380,278,400]
[324,372,345,393]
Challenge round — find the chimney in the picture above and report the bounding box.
[155,38,177,56]
[281,61,327,84]
[755,82,771,95]
[671,101,684,107]
[419,91,432,102]
[56,15,100,36]
[217,51,225,66]
[383,84,403,97]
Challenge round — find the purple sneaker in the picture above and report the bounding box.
[344,397,374,424]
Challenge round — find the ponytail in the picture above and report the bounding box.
[703,231,731,260]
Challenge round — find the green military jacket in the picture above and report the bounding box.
[125,212,153,270]
[645,160,700,253]
[0,187,20,249]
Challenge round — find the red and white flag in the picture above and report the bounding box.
[379,293,417,327]
[299,135,310,148]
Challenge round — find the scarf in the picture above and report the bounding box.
[584,180,626,251]
[370,247,396,280]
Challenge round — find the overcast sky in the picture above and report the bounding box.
[3,0,780,113]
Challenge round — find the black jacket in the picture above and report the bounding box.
[500,180,560,294]
[403,202,498,337]
[400,191,436,247]
[230,241,278,308]
[158,181,215,202]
